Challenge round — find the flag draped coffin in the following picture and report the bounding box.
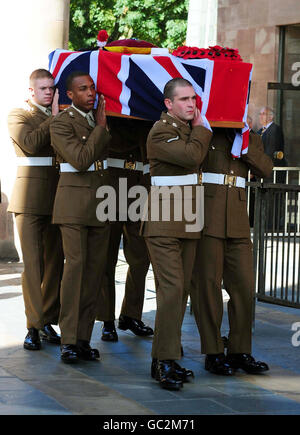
[49,49,252,127]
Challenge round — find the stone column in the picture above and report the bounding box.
[186,0,218,47]
[0,0,70,260]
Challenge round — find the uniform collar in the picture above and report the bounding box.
[71,103,94,121]
[161,112,191,132]
[29,100,52,116]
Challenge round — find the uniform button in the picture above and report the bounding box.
[172,122,178,127]
[211,146,215,150]
[230,170,234,174]
[82,136,86,140]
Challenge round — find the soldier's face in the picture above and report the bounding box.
[164,86,196,123]
[67,75,96,112]
[259,109,268,126]
[29,78,55,107]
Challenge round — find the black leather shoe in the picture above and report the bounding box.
[77,340,100,361]
[24,328,41,351]
[101,321,118,342]
[151,358,194,383]
[118,315,153,336]
[153,360,183,390]
[39,324,61,344]
[60,344,79,363]
[226,353,269,374]
[205,353,234,375]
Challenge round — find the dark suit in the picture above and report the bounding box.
[7,101,64,330]
[50,107,111,345]
[257,122,285,179]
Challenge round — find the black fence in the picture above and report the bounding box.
[249,168,300,309]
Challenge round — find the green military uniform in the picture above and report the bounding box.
[141,112,212,360]
[7,100,64,330]
[190,128,273,355]
[50,107,111,345]
[96,117,152,323]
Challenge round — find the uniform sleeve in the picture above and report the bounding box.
[241,132,273,178]
[7,109,52,154]
[147,123,212,170]
[50,114,111,171]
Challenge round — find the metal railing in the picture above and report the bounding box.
[249,167,300,308]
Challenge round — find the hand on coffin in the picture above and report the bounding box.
[191,107,205,128]
[95,94,107,129]
[52,88,60,116]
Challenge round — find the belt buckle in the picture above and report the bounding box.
[94,160,102,171]
[224,174,237,186]
[124,160,136,170]
[198,173,203,185]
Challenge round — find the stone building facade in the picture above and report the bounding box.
[217,0,300,166]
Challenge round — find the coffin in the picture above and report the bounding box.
[49,47,252,128]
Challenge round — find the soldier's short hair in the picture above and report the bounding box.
[163,78,194,101]
[66,71,91,91]
[29,69,54,86]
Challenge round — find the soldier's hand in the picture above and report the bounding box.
[95,94,107,128]
[52,88,59,116]
[191,107,205,127]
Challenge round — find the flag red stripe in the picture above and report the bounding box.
[98,51,123,113]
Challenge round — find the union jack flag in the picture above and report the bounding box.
[49,49,252,156]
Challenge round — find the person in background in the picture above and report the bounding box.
[96,116,153,342]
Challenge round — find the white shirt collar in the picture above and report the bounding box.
[264,121,273,130]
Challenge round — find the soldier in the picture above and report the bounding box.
[96,116,153,342]
[50,71,111,363]
[190,127,273,375]
[141,78,212,390]
[7,69,64,351]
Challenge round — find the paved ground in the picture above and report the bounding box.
[0,254,300,416]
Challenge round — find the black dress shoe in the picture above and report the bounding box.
[153,360,183,390]
[77,340,100,361]
[101,321,118,342]
[118,315,153,336]
[205,353,234,375]
[226,353,269,374]
[39,324,61,344]
[24,328,41,351]
[60,344,79,363]
[151,358,194,383]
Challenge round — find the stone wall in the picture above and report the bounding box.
[0,0,70,260]
[217,0,300,129]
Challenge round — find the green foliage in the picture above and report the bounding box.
[69,0,189,50]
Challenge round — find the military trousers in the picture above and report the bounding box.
[145,236,197,360]
[59,223,110,345]
[190,235,254,355]
[97,221,150,321]
[15,213,64,330]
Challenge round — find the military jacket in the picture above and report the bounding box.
[141,112,212,239]
[7,101,59,215]
[202,128,273,239]
[50,107,111,226]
